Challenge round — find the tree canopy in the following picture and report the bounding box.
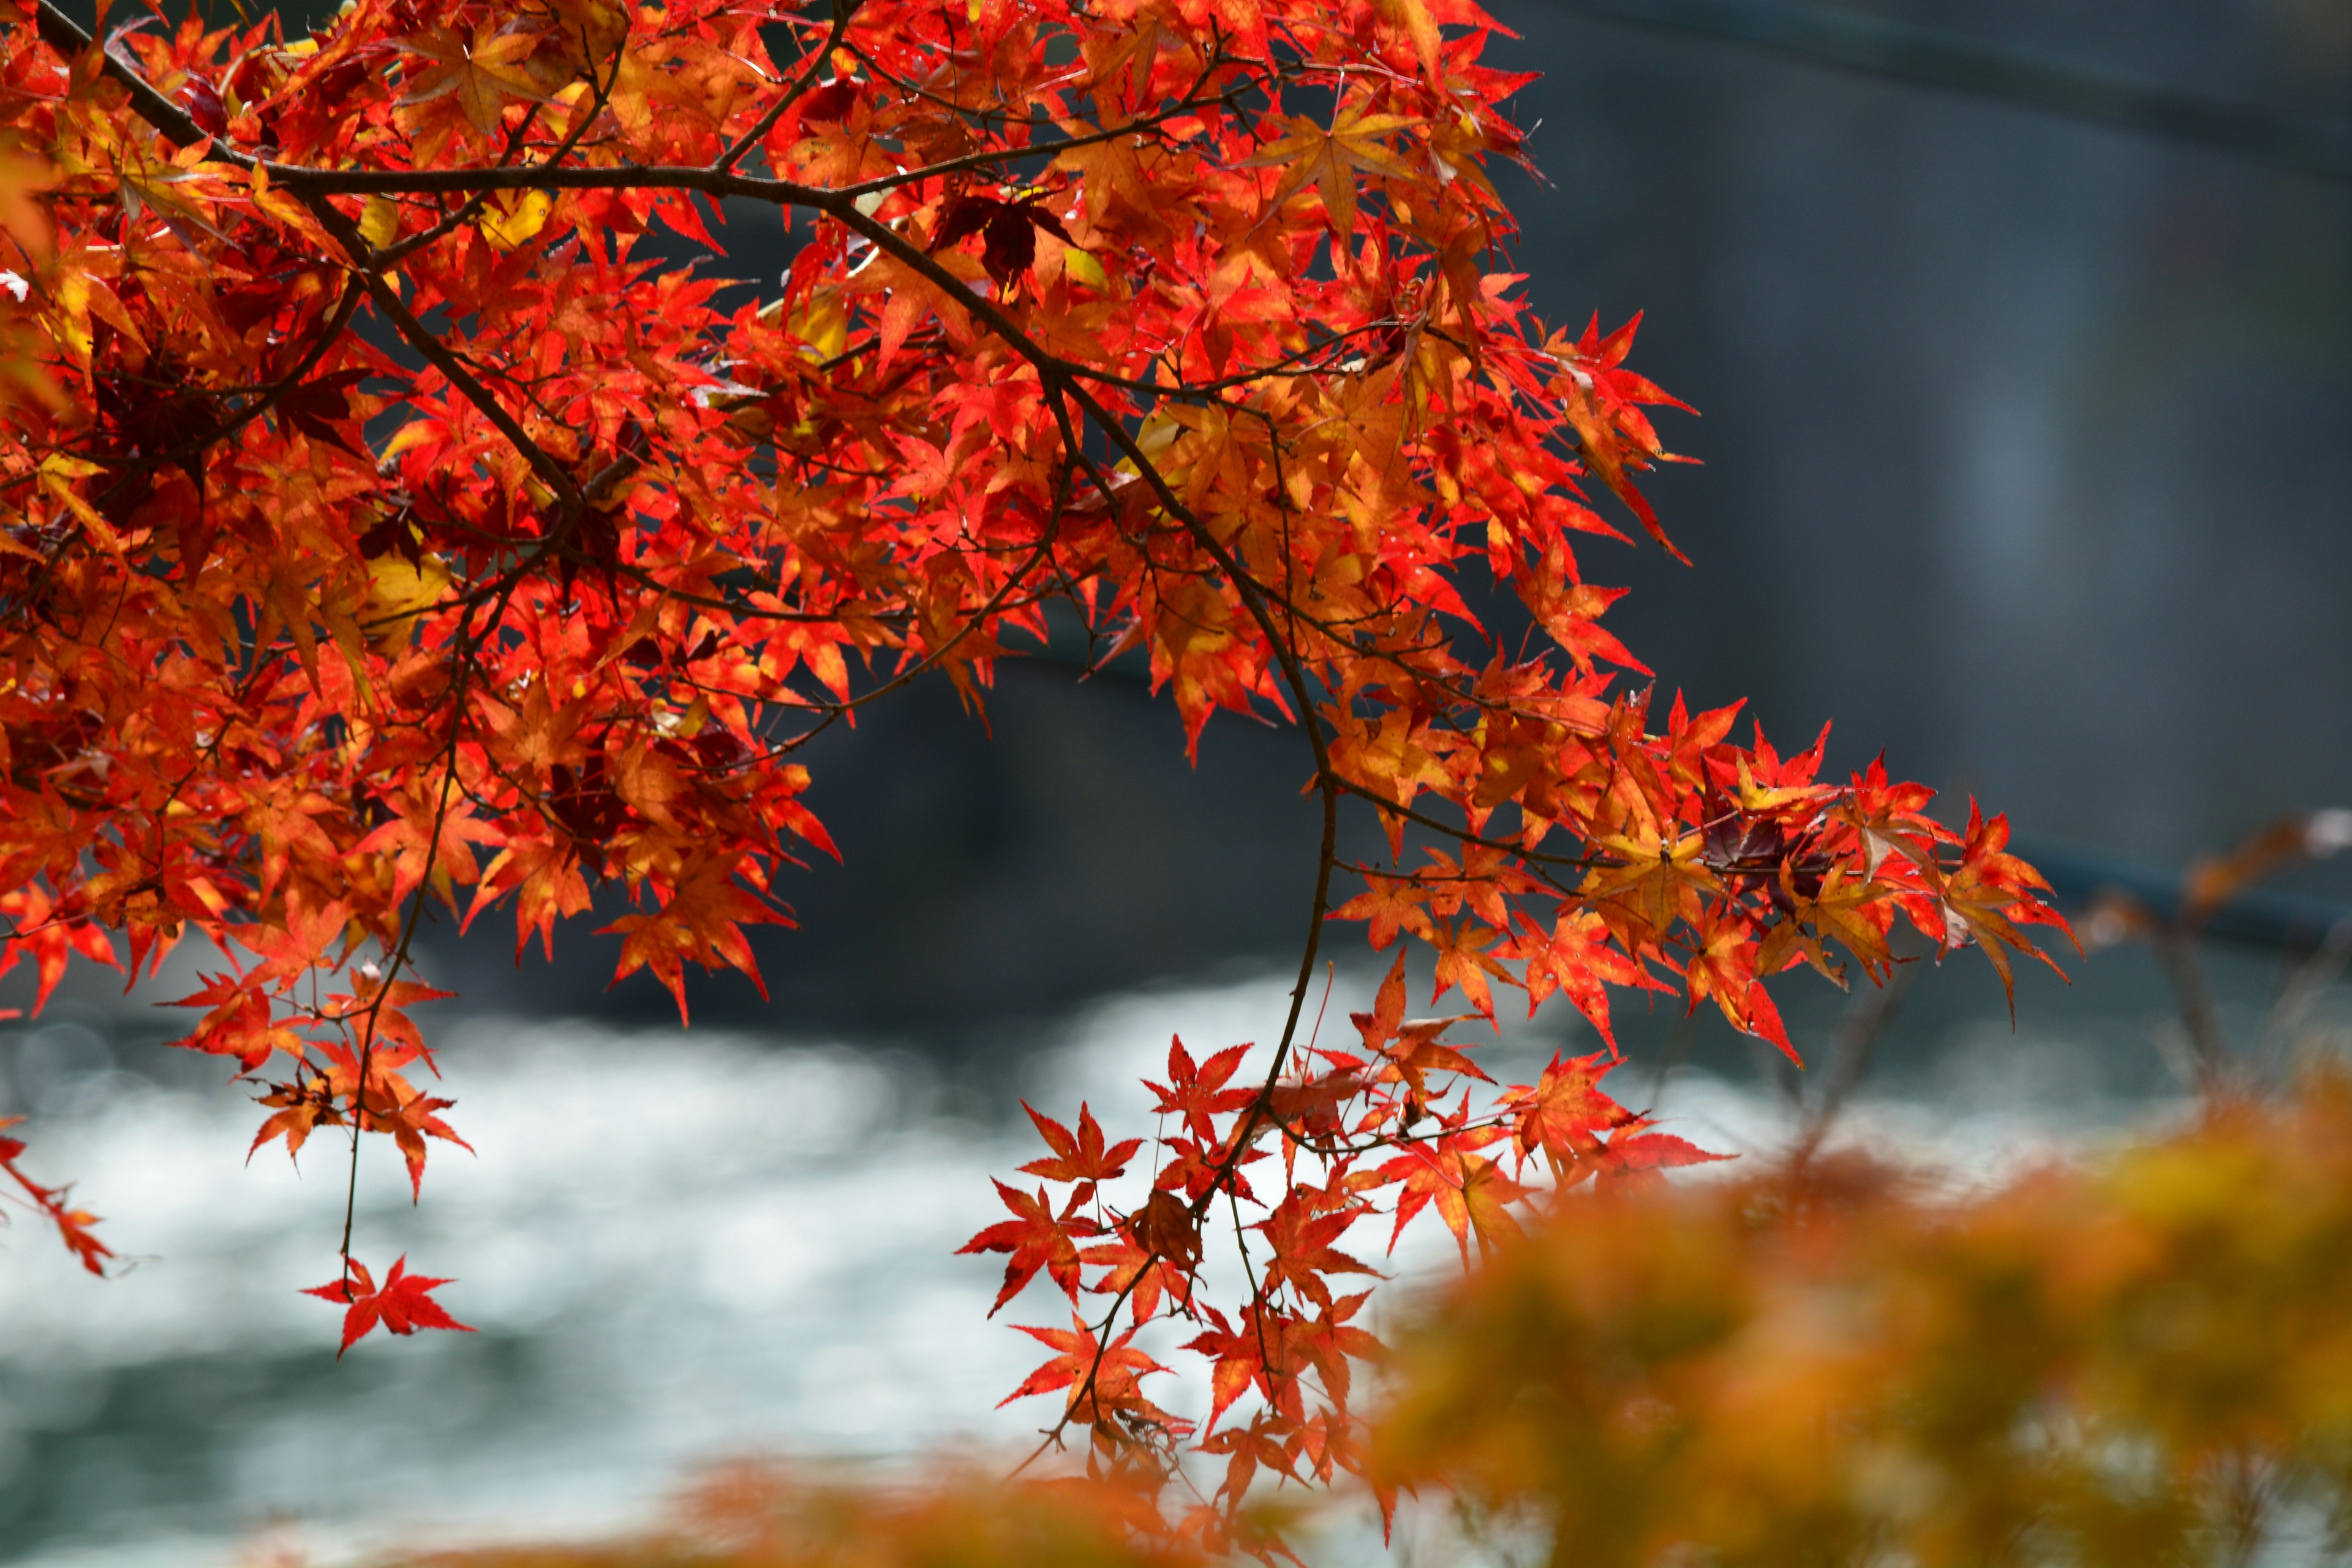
[0,0,2064,1542]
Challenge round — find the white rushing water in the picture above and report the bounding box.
[0,974,2176,1567]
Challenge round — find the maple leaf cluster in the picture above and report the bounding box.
[962,957,1727,1548]
[0,0,2062,1506]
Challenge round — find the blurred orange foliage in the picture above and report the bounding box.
[1377,1074,2352,1567]
[402,1464,1197,1568]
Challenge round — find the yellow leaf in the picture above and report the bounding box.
[50,270,93,366]
[38,454,119,550]
[377,423,435,462]
[359,195,401,251]
[37,450,102,483]
[363,552,452,651]
[478,189,551,252]
[786,287,849,360]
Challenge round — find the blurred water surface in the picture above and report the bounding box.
[0,967,2252,1568]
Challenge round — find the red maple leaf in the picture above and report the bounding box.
[1000,1313,1175,1428]
[957,1178,1093,1314]
[1017,1101,1143,1184]
[303,1255,475,1356]
[1143,1037,1258,1144]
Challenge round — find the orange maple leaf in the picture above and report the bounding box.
[958,1179,1092,1314]
[598,856,785,1024]
[1501,1052,1641,1176]
[1001,1313,1169,1416]
[396,25,556,137]
[1238,105,1425,241]
[1017,1101,1144,1185]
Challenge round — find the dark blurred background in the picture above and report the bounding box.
[1487,0,2352,876]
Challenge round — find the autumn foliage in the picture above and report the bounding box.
[0,0,2068,1540]
[1380,1073,2352,1567]
[409,1462,1206,1568]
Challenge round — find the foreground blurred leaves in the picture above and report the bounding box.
[403,1465,1212,1568]
[1379,1071,2352,1568]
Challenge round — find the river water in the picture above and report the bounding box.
[0,971,2212,1566]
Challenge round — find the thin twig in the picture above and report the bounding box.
[1790,959,1920,1167]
